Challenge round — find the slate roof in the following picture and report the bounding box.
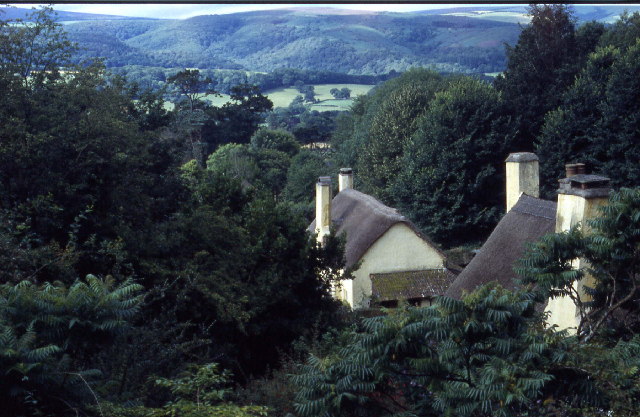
[371,269,458,302]
[309,188,444,269]
[445,194,557,299]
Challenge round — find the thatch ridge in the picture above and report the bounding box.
[309,188,444,268]
[445,194,556,299]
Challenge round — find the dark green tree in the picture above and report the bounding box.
[303,85,317,103]
[167,69,216,112]
[138,162,348,376]
[206,143,291,197]
[392,77,515,247]
[597,11,640,51]
[293,110,338,145]
[250,128,300,157]
[329,87,351,99]
[0,5,75,88]
[535,36,640,196]
[283,150,331,205]
[293,284,594,417]
[353,69,448,200]
[494,4,583,151]
[202,84,273,151]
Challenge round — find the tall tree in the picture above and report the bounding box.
[392,77,515,247]
[352,69,448,200]
[536,36,640,196]
[167,68,216,112]
[494,4,581,151]
[202,84,273,152]
[0,6,75,88]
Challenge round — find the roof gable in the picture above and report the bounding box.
[309,189,443,268]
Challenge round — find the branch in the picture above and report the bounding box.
[583,274,639,343]
[379,389,410,413]
[64,372,104,417]
[388,368,470,385]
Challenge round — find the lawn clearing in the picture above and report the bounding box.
[162,84,375,111]
[264,83,374,108]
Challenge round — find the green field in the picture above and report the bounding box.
[162,84,375,111]
[164,83,375,111]
[264,83,374,108]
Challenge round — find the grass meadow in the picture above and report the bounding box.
[163,83,375,111]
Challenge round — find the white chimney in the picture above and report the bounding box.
[338,168,353,192]
[546,164,611,332]
[315,176,332,244]
[505,152,539,212]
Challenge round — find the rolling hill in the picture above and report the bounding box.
[3,5,640,76]
[62,8,523,74]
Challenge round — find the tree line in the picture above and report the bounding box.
[112,65,397,96]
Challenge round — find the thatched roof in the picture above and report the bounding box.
[309,188,444,268]
[371,269,458,302]
[445,194,556,299]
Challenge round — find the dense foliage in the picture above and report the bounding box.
[1,276,143,416]
[0,7,348,416]
[293,285,593,417]
[392,77,516,246]
[333,69,516,247]
[535,12,640,196]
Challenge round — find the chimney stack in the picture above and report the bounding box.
[546,163,611,331]
[565,163,586,178]
[315,176,332,244]
[555,165,610,233]
[338,168,353,192]
[505,152,539,212]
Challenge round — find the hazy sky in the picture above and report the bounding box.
[12,3,521,19]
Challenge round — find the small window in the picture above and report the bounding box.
[377,300,398,308]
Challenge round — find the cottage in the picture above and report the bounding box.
[310,169,456,309]
[445,153,611,332]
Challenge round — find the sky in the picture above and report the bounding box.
[11,3,522,19]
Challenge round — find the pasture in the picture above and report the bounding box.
[263,83,374,108]
[163,83,375,111]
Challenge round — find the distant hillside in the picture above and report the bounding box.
[4,5,640,75]
[56,9,519,74]
[0,6,156,22]
[417,5,640,24]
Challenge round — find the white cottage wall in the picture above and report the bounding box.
[342,223,445,308]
